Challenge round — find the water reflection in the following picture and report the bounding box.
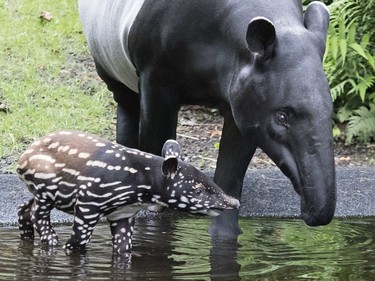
[0,217,374,280]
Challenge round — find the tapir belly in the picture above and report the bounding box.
[78,0,145,93]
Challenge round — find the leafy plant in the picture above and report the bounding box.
[324,0,375,143]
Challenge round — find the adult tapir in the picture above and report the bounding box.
[78,0,336,238]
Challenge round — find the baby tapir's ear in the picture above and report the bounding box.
[161,140,180,179]
[162,157,178,178]
[161,139,181,159]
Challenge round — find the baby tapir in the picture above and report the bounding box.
[16,130,239,253]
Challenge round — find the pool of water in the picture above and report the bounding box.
[0,217,374,280]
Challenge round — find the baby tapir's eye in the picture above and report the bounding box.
[194,188,202,196]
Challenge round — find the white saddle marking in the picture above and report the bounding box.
[79,0,145,93]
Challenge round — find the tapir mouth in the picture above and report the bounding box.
[190,208,224,217]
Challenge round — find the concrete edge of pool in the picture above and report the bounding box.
[0,166,374,225]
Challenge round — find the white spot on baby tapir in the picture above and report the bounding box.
[178,203,187,208]
[168,199,177,203]
[105,150,114,154]
[107,165,122,171]
[68,148,78,155]
[95,142,106,147]
[48,142,60,149]
[86,160,108,168]
[54,163,66,168]
[58,145,70,152]
[99,181,122,188]
[42,138,52,144]
[124,166,137,173]
[145,154,153,159]
[180,196,190,204]
[23,148,34,154]
[145,167,151,171]
[34,172,57,179]
[78,152,90,159]
[59,131,73,135]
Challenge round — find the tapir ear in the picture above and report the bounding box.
[162,157,178,178]
[246,17,276,61]
[304,2,330,41]
[161,139,181,159]
[161,139,180,178]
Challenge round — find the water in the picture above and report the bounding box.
[0,217,374,280]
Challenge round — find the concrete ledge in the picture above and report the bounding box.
[1,166,374,225]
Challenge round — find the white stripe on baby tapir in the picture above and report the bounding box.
[58,181,77,187]
[29,154,56,163]
[54,163,66,168]
[79,192,133,207]
[34,172,57,179]
[114,185,132,191]
[77,176,101,182]
[137,185,151,190]
[86,190,113,198]
[62,168,80,176]
[99,181,122,188]
[17,161,28,169]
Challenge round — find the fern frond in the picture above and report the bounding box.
[346,104,375,143]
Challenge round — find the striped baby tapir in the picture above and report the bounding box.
[16,130,239,254]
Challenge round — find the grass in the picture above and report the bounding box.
[0,0,115,172]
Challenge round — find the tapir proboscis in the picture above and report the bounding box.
[78,0,336,238]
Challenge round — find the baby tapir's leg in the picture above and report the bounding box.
[31,194,59,246]
[18,199,35,240]
[109,217,135,254]
[64,204,101,250]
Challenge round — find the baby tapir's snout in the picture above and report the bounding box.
[16,131,238,254]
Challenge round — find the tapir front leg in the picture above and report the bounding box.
[64,204,100,250]
[210,109,257,239]
[108,217,135,254]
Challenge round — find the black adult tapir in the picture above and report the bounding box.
[78,0,336,238]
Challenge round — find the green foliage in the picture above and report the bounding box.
[0,0,114,172]
[324,0,375,143]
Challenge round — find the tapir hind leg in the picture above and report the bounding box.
[138,70,180,155]
[31,195,59,246]
[210,109,256,239]
[95,62,140,148]
[18,199,35,240]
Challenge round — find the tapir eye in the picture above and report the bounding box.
[275,111,288,126]
[194,188,202,196]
